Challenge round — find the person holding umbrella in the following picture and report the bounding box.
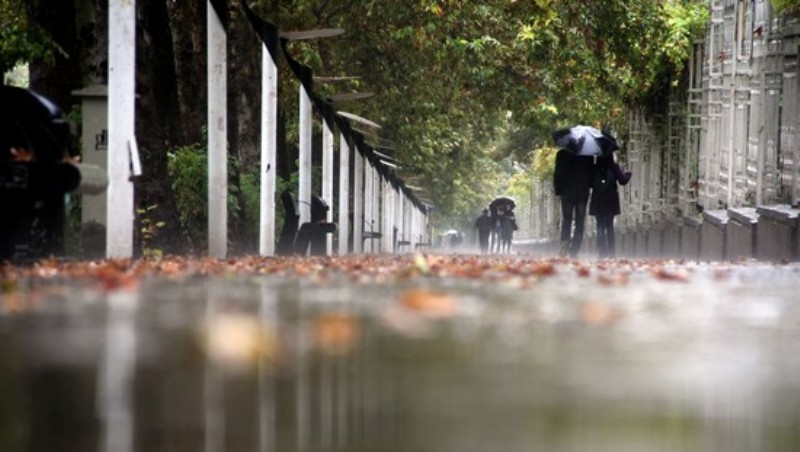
[552,125,619,258]
[590,155,632,258]
[489,196,515,254]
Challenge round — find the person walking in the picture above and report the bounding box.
[474,208,493,254]
[589,155,632,258]
[553,148,595,257]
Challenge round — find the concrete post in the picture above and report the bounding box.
[352,152,364,253]
[259,42,278,256]
[107,0,136,258]
[337,134,350,255]
[207,2,227,258]
[322,122,335,255]
[727,207,758,260]
[298,86,312,225]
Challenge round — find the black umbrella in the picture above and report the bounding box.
[1,86,71,162]
[490,196,516,212]
[552,125,618,157]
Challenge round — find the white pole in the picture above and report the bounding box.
[353,152,364,253]
[382,179,392,252]
[259,44,278,256]
[298,86,313,225]
[404,197,412,251]
[338,134,350,255]
[322,122,335,255]
[394,187,403,253]
[411,207,418,248]
[106,0,136,258]
[363,163,373,253]
[727,0,738,207]
[372,168,381,252]
[207,2,227,258]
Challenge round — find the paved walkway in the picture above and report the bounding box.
[1,254,799,452]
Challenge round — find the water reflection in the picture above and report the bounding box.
[99,290,137,452]
[0,264,799,451]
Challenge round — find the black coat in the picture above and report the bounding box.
[589,155,631,217]
[553,149,594,201]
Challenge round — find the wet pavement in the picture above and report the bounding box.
[1,254,799,452]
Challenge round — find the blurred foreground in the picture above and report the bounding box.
[1,254,799,452]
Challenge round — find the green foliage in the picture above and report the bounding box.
[137,204,166,258]
[168,143,208,246]
[272,0,710,226]
[167,141,298,248]
[532,146,558,182]
[662,1,711,73]
[7,0,714,233]
[771,0,800,14]
[0,0,65,76]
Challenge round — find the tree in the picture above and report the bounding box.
[4,0,711,252]
[0,0,64,85]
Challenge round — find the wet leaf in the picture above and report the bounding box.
[312,312,361,356]
[651,267,690,282]
[200,313,279,373]
[400,288,458,318]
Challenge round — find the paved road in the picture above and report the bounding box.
[1,254,799,452]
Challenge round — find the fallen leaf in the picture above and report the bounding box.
[400,288,457,318]
[312,312,361,356]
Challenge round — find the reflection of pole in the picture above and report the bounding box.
[208,2,228,258]
[99,290,137,452]
[204,290,224,452]
[338,135,350,255]
[296,294,309,452]
[107,0,136,258]
[258,282,276,452]
[299,86,312,225]
[260,42,278,256]
[322,122,335,255]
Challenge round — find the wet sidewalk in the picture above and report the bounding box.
[1,254,799,452]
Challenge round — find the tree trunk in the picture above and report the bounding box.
[135,0,190,255]
[26,0,81,111]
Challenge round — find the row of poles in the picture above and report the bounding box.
[105,0,430,259]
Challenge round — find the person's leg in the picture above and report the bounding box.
[601,215,615,258]
[607,216,617,258]
[560,197,574,256]
[595,216,606,258]
[570,199,587,257]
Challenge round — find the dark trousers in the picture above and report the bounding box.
[478,231,491,254]
[560,197,587,257]
[595,214,616,258]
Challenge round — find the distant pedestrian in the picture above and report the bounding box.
[498,210,517,254]
[589,155,632,258]
[553,148,595,257]
[474,208,493,254]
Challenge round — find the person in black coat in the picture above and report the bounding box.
[553,149,595,257]
[589,155,632,258]
[474,208,493,254]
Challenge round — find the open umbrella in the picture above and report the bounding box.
[490,196,516,212]
[552,125,618,157]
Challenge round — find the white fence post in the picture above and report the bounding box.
[207,1,227,258]
[106,0,137,258]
